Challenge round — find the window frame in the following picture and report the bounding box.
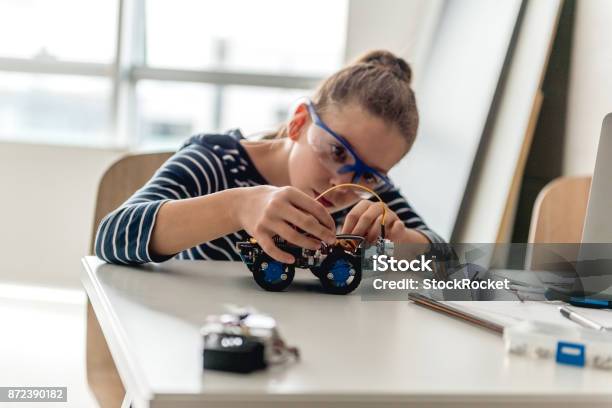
[0,0,327,148]
[0,0,438,148]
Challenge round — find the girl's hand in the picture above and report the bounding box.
[237,186,337,264]
[340,200,429,244]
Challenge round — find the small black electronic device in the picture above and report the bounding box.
[201,306,299,373]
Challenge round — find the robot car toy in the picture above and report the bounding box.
[236,183,393,295]
[236,234,374,294]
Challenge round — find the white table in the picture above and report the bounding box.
[81,256,612,408]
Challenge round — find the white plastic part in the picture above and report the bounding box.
[504,320,612,369]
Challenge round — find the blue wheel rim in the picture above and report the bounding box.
[262,261,285,283]
[329,259,352,287]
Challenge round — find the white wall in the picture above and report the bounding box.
[346,0,523,240]
[344,0,444,87]
[0,143,123,288]
[394,0,522,241]
[564,0,612,176]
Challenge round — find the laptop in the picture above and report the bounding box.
[571,113,612,301]
[489,113,612,304]
[581,112,612,243]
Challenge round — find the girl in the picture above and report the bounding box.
[95,50,444,266]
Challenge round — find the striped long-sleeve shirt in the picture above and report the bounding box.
[94,129,445,264]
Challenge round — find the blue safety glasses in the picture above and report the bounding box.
[305,99,393,191]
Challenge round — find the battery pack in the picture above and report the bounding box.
[203,334,267,373]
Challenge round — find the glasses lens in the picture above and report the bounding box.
[308,126,354,170]
[307,128,389,192]
[305,102,392,198]
[355,170,386,191]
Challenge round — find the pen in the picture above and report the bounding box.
[408,292,504,334]
[559,306,608,331]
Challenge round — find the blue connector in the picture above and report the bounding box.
[555,341,586,367]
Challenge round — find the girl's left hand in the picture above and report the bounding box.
[340,200,428,244]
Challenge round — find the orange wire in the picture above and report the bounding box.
[314,183,387,226]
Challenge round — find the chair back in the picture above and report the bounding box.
[89,152,173,253]
[526,176,592,269]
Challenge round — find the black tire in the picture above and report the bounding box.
[252,256,295,292]
[309,266,323,278]
[318,250,362,295]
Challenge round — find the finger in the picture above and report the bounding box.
[381,206,399,224]
[280,203,336,244]
[288,189,336,231]
[274,221,322,250]
[351,204,383,237]
[389,219,407,240]
[257,231,295,264]
[341,200,373,234]
[365,215,384,243]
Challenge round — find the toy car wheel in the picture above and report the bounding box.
[252,256,295,292]
[318,250,362,295]
[309,266,323,279]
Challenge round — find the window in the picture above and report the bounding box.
[0,0,348,148]
[0,73,112,145]
[220,86,307,135]
[145,0,347,75]
[0,0,117,63]
[136,81,216,147]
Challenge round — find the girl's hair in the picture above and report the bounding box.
[267,49,419,149]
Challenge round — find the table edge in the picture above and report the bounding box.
[81,256,154,402]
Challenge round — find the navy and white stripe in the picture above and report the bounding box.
[95,129,445,265]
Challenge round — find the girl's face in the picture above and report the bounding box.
[287,102,410,213]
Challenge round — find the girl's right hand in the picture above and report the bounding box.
[237,186,337,263]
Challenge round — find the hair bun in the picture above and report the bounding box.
[355,50,412,84]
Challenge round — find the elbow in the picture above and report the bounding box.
[93,212,143,265]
